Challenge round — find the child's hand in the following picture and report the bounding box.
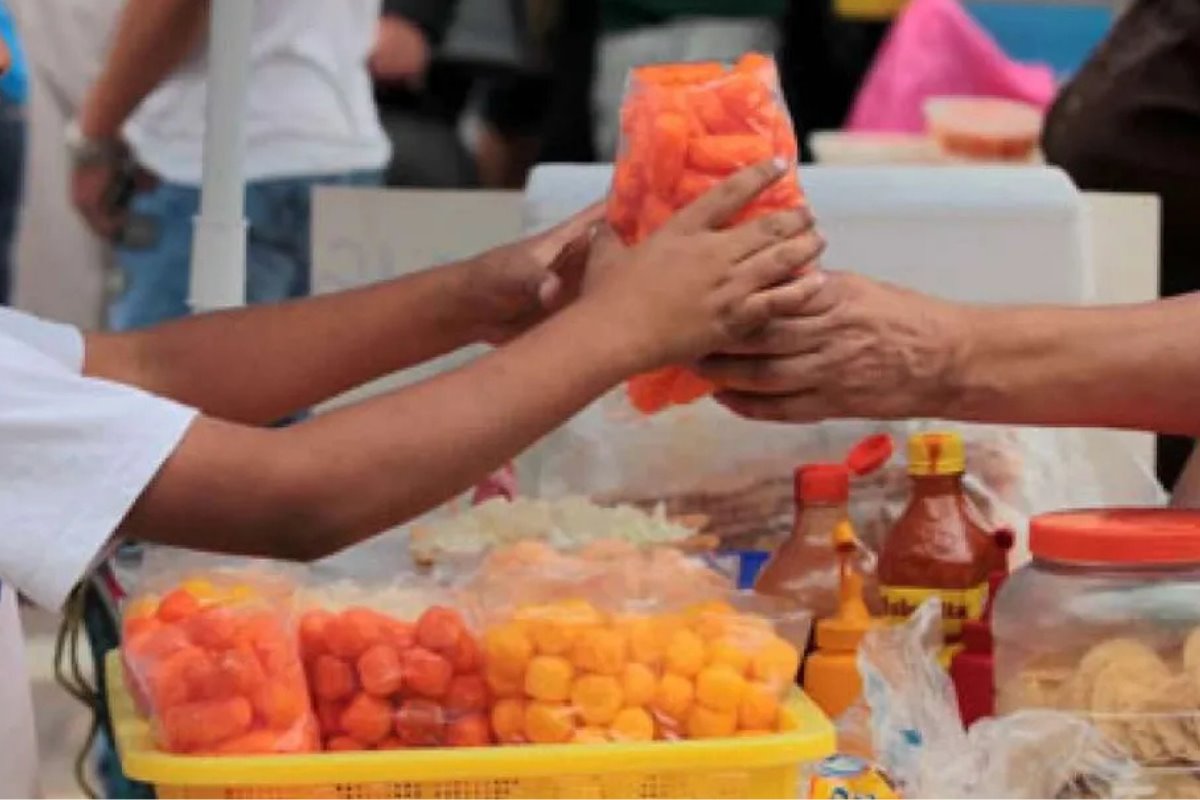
[579,159,824,371]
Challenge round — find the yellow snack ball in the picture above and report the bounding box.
[526,655,575,702]
[485,623,534,679]
[750,637,800,688]
[695,664,747,714]
[180,578,218,603]
[621,663,657,707]
[686,704,738,740]
[521,600,602,656]
[664,629,706,678]
[625,616,666,667]
[688,602,735,640]
[486,666,525,699]
[706,638,751,675]
[571,627,627,676]
[571,674,624,726]
[652,673,694,722]
[777,706,801,733]
[738,683,781,731]
[226,583,255,604]
[491,698,528,743]
[524,701,576,744]
[609,707,655,742]
[572,726,610,744]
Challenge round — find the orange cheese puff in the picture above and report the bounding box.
[216,644,268,697]
[403,647,453,699]
[122,615,161,646]
[210,730,291,755]
[686,705,738,740]
[687,135,774,175]
[648,112,689,199]
[627,368,677,415]
[253,680,310,730]
[357,644,404,697]
[394,698,446,747]
[315,699,347,735]
[444,674,489,715]
[673,170,720,208]
[526,655,574,703]
[664,629,706,678]
[524,701,575,744]
[485,667,524,699]
[490,698,527,744]
[185,607,238,651]
[447,633,482,674]
[634,62,724,86]
[750,638,800,689]
[667,369,714,406]
[738,683,781,731]
[149,646,211,709]
[573,727,610,744]
[325,735,365,752]
[609,707,655,742]
[637,194,675,243]
[157,588,201,624]
[571,628,627,676]
[415,606,465,653]
[325,607,386,660]
[126,622,190,660]
[652,673,694,722]
[695,665,747,714]
[311,654,357,702]
[446,714,493,748]
[621,663,657,707]
[161,696,253,752]
[571,674,624,726]
[484,623,533,680]
[377,736,406,750]
[340,693,393,745]
[382,618,416,651]
[298,609,333,659]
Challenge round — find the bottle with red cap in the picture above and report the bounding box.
[755,434,893,620]
[949,528,1014,727]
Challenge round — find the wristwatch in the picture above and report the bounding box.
[64,119,127,168]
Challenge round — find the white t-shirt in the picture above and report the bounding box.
[0,307,196,797]
[124,0,391,184]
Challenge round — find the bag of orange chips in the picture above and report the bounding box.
[607,53,806,415]
[120,569,318,755]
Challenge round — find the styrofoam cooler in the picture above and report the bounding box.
[523,164,1091,304]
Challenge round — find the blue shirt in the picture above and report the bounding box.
[0,1,28,105]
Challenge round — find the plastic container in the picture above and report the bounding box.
[994,509,1200,798]
[107,651,835,799]
[924,96,1043,162]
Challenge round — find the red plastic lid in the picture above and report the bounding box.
[846,434,894,476]
[795,464,850,504]
[1030,509,1200,566]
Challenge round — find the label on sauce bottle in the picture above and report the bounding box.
[879,583,987,638]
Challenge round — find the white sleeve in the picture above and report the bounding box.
[0,306,85,372]
[0,338,197,609]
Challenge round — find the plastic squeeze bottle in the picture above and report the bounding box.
[754,434,893,619]
[950,528,1014,726]
[803,522,879,719]
[878,432,998,648]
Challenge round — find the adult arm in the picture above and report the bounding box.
[83,206,601,425]
[701,271,1200,438]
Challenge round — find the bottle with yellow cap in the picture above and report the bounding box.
[803,521,880,719]
[878,432,999,648]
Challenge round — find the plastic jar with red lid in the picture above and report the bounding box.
[993,509,1200,797]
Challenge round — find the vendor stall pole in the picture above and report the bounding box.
[188,0,255,312]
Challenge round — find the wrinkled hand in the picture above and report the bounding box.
[72,161,124,239]
[698,271,965,421]
[577,159,825,371]
[460,202,604,344]
[370,15,432,86]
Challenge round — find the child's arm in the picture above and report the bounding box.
[82,205,602,425]
[119,160,824,560]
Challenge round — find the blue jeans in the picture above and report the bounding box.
[110,171,381,330]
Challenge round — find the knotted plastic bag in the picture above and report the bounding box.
[606,53,806,415]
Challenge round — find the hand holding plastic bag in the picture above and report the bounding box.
[856,600,1144,798]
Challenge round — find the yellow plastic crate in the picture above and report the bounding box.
[836,0,908,20]
[107,651,835,799]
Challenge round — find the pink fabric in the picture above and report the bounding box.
[847,0,1057,133]
[472,462,517,504]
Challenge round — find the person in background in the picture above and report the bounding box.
[71,0,389,331]
[592,0,787,161]
[1040,0,1200,492]
[0,0,25,305]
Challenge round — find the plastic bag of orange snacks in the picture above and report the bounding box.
[607,53,806,415]
[121,569,318,755]
[298,602,490,751]
[463,544,811,745]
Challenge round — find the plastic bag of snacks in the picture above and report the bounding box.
[827,599,1145,799]
[461,544,810,745]
[121,567,318,755]
[606,53,806,416]
[296,581,489,751]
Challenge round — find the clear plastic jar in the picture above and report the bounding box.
[993,509,1200,798]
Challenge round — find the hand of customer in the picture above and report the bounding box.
[697,271,966,422]
[370,15,432,86]
[71,161,125,240]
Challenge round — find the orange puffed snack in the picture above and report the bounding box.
[608,53,806,415]
[121,573,317,756]
[299,603,487,751]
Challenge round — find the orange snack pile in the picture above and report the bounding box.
[299,605,491,751]
[121,576,318,755]
[482,599,801,744]
[607,53,806,416]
